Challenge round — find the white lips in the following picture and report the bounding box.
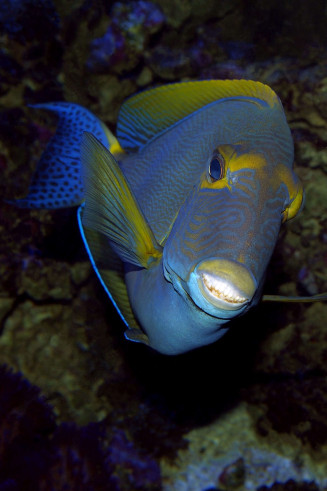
[201,272,247,304]
[187,258,256,316]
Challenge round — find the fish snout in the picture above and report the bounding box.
[188,258,257,316]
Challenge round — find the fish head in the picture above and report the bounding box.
[163,142,303,321]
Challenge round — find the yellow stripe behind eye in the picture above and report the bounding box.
[229,153,268,172]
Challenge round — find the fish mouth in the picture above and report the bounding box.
[201,272,248,306]
[188,258,257,316]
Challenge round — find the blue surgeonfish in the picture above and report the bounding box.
[12,80,327,354]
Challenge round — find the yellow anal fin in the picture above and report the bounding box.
[80,220,141,328]
[79,211,149,344]
[124,328,150,346]
[81,132,162,268]
[262,292,327,303]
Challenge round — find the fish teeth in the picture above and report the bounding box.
[201,273,247,304]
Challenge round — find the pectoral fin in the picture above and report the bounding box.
[77,205,149,346]
[262,292,327,302]
[80,132,162,268]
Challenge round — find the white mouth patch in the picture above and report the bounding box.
[201,273,247,304]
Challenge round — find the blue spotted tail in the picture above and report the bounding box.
[11,102,113,209]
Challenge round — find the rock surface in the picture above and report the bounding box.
[1,1,327,489]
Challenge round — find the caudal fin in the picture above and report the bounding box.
[11,102,115,209]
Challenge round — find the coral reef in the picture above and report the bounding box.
[0,364,163,490]
[1,0,327,489]
[258,480,320,491]
[0,0,59,49]
[0,365,55,491]
[86,1,165,74]
[41,423,117,491]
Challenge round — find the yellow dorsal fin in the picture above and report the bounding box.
[117,79,280,151]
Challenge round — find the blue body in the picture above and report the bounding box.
[12,80,305,354]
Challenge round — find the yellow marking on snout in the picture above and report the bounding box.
[219,146,303,222]
[200,144,303,223]
[275,163,303,222]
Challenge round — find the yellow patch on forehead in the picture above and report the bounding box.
[200,144,269,191]
[216,144,267,171]
[199,143,303,222]
[229,152,268,173]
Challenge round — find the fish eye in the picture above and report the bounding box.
[209,153,225,181]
